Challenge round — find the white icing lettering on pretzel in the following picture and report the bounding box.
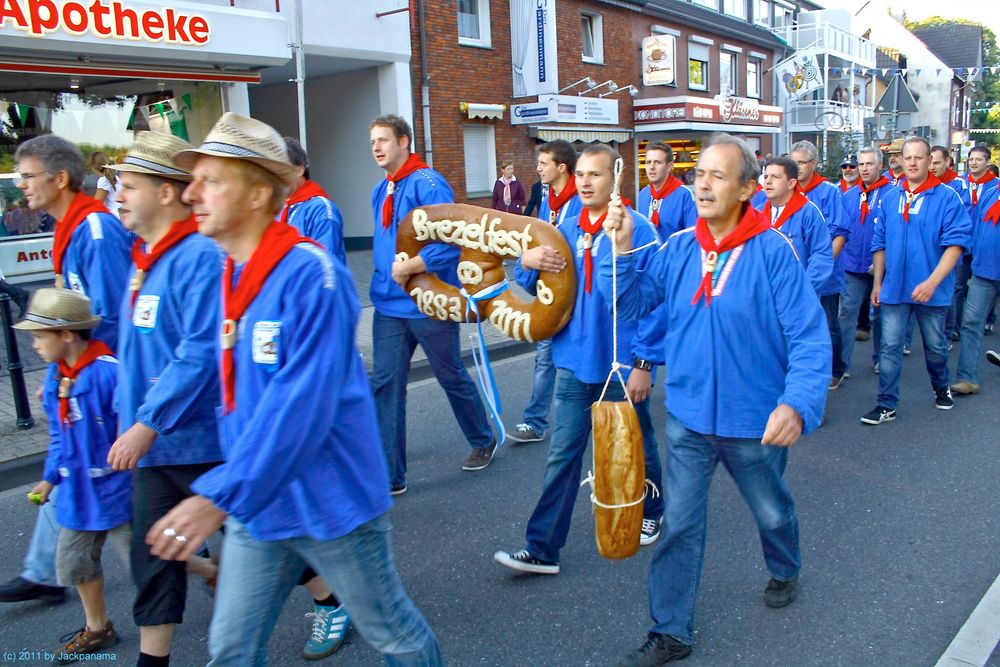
[395,252,410,263]
[411,209,533,258]
[488,299,533,342]
[409,287,462,322]
[536,279,554,306]
[457,261,484,286]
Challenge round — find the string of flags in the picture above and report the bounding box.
[2,94,193,134]
[828,66,1000,78]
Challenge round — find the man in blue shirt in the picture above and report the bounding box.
[280,137,346,264]
[863,137,972,424]
[637,142,698,242]
[931,145,973,343]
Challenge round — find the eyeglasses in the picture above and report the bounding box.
[12,171,49,186]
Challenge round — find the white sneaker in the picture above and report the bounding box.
[640,517,663,546]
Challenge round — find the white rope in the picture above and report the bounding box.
[598,157,631,406]
[580,471,660,510]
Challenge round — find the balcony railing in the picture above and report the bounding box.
[775,22,876,68]
[784,99,873,134]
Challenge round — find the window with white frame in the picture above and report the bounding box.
[754,0,770,26]
[774,5,793,27]
[462,125,497,196]
[688,42,710,91]
[693,0,718,9]
[723,0,746,20]
[457,0,491,48]
[581,12,604,64]
[747,59,762,99]
[720,51,738,96]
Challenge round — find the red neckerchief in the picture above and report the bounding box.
[968,171,997,205]
[220,223,317,414]
[839,179,851,192]
[984,197,1000,225]
[754,182,763,194]
[691,204,771,307]
[280,180,331,224]
[901,174,942,222]
[647,176,682,227]
[381,154,429,229]
[56,340,113,427]
[547,176,578,224]
[858,176,890,221]
[797,172,826,195]
[52,192,108,279]
[130,215,199,309]
[577,208,607,294]
[941,169,958,185]
[763,191,809,230]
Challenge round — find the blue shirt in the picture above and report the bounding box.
[971,186,1000,281]
[282,192,346,265]
[61,210,131,351]
[370,166,459,318]
[841,181,893,274]
[192,241,392,541]
[42,357,131,531]
[599,225,830,439]
[515,207,658,384]
[872,182,973,307]
[537,184,583,226]
[117,233,224,468]
[637,183,698,242]
[966,175,999,227]
[802,180,851,296]
[769,199,833,294]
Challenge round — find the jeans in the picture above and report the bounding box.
[839,272,881,373]
[635,397,665,521]
[877,303,950,409]
[372,312,493,488]
[521,339,556,434]
[956,276,1000,385]
[21,486,60,587]
[945,256,973,341]
[648,414,800,645]
[209,515,442,667]
[525,370,628,563]
[820,293,846,377]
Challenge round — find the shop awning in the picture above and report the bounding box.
[530,125,633,143]
[460,102,506,120]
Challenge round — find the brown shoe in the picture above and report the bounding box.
[950,381,980,395]
[855,330,871,341]
[55,621,119,664]
[462,440,497,471]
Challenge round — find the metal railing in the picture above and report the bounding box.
[776,22,877,67]
[785,99,873,133]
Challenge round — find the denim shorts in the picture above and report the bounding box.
[56,523,131,587]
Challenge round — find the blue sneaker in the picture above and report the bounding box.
[303,604,350,660]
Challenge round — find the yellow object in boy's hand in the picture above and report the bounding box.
[27,492,44,506]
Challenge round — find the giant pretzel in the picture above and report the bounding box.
[395,204,576,342]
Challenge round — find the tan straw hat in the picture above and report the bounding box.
[108,131,194,182]
[175,112,297,187]
[13,288,101,332]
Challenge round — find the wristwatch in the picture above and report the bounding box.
[632,358,654,372]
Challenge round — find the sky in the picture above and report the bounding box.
[819,0,1000,36]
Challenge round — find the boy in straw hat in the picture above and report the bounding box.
[147,112,443,665]
[101,131,224,667]
[16,288,131,663]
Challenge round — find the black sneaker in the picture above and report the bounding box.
[493,549,559,574]
[390,485,407,496]
[764,576,799,608]
[987,350,1000,368]
[986,324,995,336]
[640,517,662,546]
[617,633,692,666]
[462,440,497,471]
[934,387,954,410]
[860,406,896,425]
[0,576,65,604]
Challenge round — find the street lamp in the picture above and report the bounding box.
[600,85,638,98]
[559,77,597,93]
[583,80,618,96]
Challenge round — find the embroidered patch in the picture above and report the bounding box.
[133,295,160,330]
[252,321,281,366]
[67,272,85,295]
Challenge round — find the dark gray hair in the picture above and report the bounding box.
[283,136,309,179]
[704,133,759,185]
[789,140,819,162]
[858,146,883,168]
[15,135,86,192]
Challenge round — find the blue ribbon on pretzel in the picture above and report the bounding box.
[460,279,509,445]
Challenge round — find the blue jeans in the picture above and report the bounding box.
[525,370,629,563]
[21,486,59,586]
[820,294,846,377]
[945,256,973,341]
[208,515,442,667]
[521,339,555,434]
[839,272,881,372]
[635,397,665,521]
[647,414,800,645]
[371,312,493,488]
[956,276,1000,385]
[878,303,949,409]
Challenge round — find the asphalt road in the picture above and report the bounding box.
[0,341,998,666]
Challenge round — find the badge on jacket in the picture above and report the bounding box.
[133,295,160,330]
[252,321,281,366]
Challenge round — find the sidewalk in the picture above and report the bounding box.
[0,249,529,466]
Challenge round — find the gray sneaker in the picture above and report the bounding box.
[507,423,544,443]
[462,440,497,471]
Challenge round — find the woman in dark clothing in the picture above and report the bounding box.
[524,179,543,217]
[491,159,526,214]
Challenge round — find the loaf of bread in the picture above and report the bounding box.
[591,400,645,559]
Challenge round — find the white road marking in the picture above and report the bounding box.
[935,572,1000,667]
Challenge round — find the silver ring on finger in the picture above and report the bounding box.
[163,528,177,537]
[175,535,189,544]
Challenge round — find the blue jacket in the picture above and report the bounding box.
[966,175,999,221]
[117,233,224,468]
[61,210,131,351]
[370,167,459,318]
[515,207,658,384]
[872,181,973,307]
[282,195,346,265]
[750,188,768,211]
[637,184,698,242]
[537,185,583,226]
[841,181,893,274]
[599,225,830,439]
[769,199,833,294]
[192,241,392,541]
[971,186,1000,281]
[42,357,131,531]
[802,180,850,296]
[941,175,973,217]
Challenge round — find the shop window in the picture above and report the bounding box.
[723,0,747,20]
[457,0,491,48]
[754,0,770,26]
[720,51,738,96]
[688,43,710,92]
[747,59,762,99]
[581,12,604,64]
[462,124,496,197]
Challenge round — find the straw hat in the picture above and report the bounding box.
[887,138,905,154]
[175,112,297,187]
[108,131,194,182]
[13,288,101,332]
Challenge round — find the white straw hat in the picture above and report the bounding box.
[175,112,297,186]
[13,288,101,331]
[108,131,194,182]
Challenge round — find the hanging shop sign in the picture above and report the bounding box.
[641,35,676,87]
